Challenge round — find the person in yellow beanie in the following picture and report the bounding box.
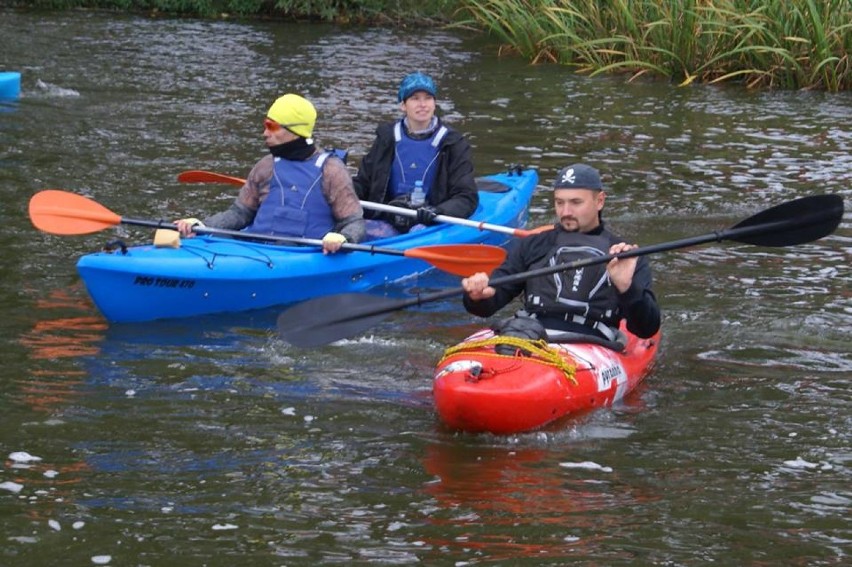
[177,94,364,253]
[352,72,478,237]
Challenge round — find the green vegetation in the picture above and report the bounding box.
[5,0,849,90]
[454,0,851,91]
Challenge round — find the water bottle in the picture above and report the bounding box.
[410,180,425,207]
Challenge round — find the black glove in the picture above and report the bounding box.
[415,206,439,226]
[386,197,414,233]
[390,214,414,233]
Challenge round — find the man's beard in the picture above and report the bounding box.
[560,217,580,232]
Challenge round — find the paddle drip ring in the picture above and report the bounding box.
[439,337,577,384]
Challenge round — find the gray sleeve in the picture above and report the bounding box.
[336,214,366,244]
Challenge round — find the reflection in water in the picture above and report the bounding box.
[17,289,105,409]
[14,368,86,415]
[20,315,103,359]
[418,437,659,563]
[414,391,652,563]
[10,289,100,529]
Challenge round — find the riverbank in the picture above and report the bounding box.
[4,0,849,91]
[456,0,850,92]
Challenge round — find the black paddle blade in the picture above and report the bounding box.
[729,194,844,247]
[277,293,405,348]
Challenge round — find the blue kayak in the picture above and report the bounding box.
[76,168,538,323]
[0,71,21,100]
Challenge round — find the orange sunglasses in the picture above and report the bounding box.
[263,118,284,132]
[263,118,309,133]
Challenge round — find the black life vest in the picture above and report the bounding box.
[523,231,620,330]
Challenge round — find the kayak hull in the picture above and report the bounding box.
[76,169,537,322]
[0,71,21,100]
[433,324,661,434]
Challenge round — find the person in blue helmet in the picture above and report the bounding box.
[353,72,478,236]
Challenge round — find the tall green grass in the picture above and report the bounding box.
[455,0,851,91]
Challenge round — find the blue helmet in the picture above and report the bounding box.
[397,72,437,102]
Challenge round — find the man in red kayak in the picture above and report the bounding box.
[461,163,661,344]
[176,93,365,254]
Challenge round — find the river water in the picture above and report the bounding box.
[1,9,850,566]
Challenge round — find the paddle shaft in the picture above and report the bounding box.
[329,202,842,320]
[28,189,509,277]
[359,201,533,236]
[117,217,420,256]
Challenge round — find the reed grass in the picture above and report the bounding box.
[455,0,851,91]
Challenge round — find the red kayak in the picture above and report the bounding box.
[432,323,661,434]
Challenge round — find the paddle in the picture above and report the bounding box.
[276,194,844,348]
[177,169,552,238]
[177,170,246,186]
[27,190,507,277]
[358,201,552,237]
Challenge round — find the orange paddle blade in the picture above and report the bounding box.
[177,170,246,186]
[29,190,122,235]
[404,244,507,277]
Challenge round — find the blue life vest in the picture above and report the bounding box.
[246,152,336,238]
[388,120,448,202]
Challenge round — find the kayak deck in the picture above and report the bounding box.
[433,325,661,434]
